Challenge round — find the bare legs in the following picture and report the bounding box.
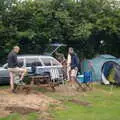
[19,69,27,81]
[69,68,78,88]
[9,68,27,92]
[9,72,14,91]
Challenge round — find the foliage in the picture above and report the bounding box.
[0,0,120,63]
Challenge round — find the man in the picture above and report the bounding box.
[67,47,79,87]
[8,46,27,93]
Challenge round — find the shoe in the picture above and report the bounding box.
[12,89,16,93]
[71,84,78,90]
[71,85,76,89]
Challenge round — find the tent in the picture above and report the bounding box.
[81,54,120,85]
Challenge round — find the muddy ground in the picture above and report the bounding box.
[0,84,91,118]
[0,87,60,118]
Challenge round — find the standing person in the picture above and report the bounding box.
[67,47,72,81]
[8,46,27,93]
[67,47,79,88]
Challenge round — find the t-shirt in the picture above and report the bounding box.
[8,51,18,68]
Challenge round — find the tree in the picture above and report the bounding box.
[0,0,120,63]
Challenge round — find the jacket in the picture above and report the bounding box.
[71,54,79,70]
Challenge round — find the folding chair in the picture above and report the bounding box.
[76,72,93,91]
[83,72,93,90]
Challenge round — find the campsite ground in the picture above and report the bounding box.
[0,84,120,120]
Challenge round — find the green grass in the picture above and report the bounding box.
[0,85,9,89]
[0,113,38,120]
[48,85,120,120]
[1,84,120,120]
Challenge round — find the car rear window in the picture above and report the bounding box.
[40,58,51,66]
[41,58,60,66]
[51,58,60,66]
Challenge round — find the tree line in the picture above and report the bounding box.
[0,0,120,63]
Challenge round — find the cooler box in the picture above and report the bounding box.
[77,74,84,83]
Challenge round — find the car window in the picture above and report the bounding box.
[26,58,42,67]
[51,58,60,66]
[40,58,51,66]
[41,58,60,66]
[18,58,24,67]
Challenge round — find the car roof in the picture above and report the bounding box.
[17,55,55,59]
[17,55,62,66]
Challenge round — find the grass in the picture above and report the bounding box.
[1,84,120,120]
[0,113,38,120]
[48,84,120,120]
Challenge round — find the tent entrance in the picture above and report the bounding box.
[102,61,120,85]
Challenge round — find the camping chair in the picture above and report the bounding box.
[83,72,93,90]
[76,72,93,91]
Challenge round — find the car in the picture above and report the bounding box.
[0,55,64,84]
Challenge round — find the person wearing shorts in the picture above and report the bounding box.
[68,48,79,88]
[8,46,27,93]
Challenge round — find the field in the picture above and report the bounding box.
[0,84,120,120]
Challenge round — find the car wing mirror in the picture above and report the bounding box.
[4,66,8,69]
[3,64,8,69]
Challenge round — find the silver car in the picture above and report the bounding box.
[0,55,63,84]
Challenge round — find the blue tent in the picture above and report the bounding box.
[81,54,120,84]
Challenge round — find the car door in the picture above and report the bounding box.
[40,57,63,80]
[39,57,52,74]
[25,57,42,74]
[0,63,9,84]
[0,58,25,84]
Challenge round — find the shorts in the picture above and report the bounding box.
[71,69,78,77]
[8,67,26,74]
[8,67,27,84]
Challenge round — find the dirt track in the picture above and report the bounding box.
[0,83,89,118]
[0,88,59,117]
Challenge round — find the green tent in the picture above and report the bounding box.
[81,55,120,85]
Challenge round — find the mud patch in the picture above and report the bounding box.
[5,106,39,115]
[0,108,10,118]
[0,88,60,117]
[55,84,80,96]
[68,99,91,107]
